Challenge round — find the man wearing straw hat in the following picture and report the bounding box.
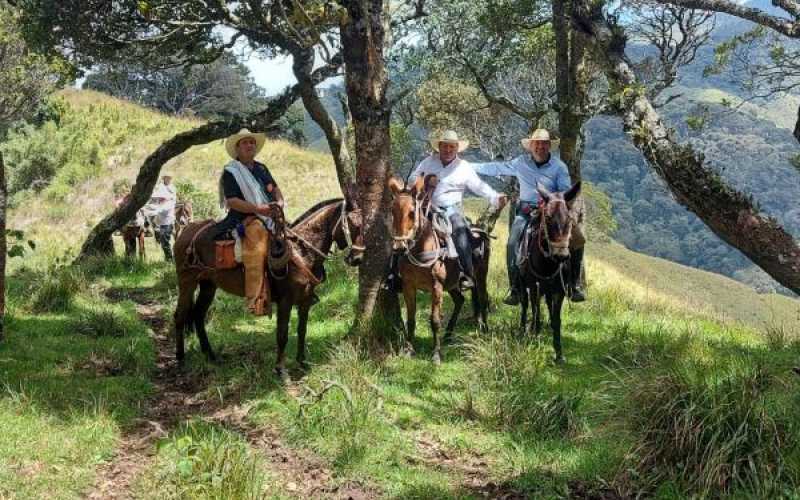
[214,128,285,315]
[472,128,586,305]
[405,130,508,289]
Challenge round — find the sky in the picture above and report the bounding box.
[242,54,297,96]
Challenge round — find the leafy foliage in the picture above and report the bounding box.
[84,52,270,120]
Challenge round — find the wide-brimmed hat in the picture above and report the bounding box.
[521,129,559,151]
[430,130,469,153]
[225,128,266,160]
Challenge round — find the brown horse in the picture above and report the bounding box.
[173,197,364,375]
[387,176,492,364]
[518,182,581,364]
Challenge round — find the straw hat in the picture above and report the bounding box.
[225,128,266,160]
[521,129,560,151]
[429,130,469,153]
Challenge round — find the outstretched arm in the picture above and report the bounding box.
[471,156,519,177]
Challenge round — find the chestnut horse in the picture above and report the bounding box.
[121,210,146,259]
[518,182,581,364]
[387,176,491,364]
[173,197,364,375]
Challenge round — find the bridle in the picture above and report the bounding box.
[537,198,571,259]
[332,200,366,253]
[391,190,431,251]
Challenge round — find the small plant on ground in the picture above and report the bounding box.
[136,421,265,500]
[29,263,83,313]
[70,306,135,338]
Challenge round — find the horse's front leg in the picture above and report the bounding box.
[519,286,529,336]
[431,281,444,365]
[444,288,464,342]
[275,300,293,378]
[296,300,311,370]
[402,282,417,356]
[533,284,542,335]
[138,231,146,259]
[547,293,566,364]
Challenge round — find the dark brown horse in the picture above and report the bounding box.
[387,176,492,364]
[120,210,146,259]
[173,197,364,375]
[518,182,581,364]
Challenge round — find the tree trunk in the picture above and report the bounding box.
[340,0,404,341]
[576,3,800,294]
[292,48,355,192]
[553,0,590,182]
[76,61,341,262]
[795,104,799,144]
[0,152,6,342]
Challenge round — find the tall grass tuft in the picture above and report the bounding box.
[293,342,393,471]
[465,329,583,437]
[136,421,264,500]
[71,306,135,338]
[30,265,83,313]
[619,359,800,497]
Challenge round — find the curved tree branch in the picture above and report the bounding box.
[575,2,800,294]
[654,0,800,37]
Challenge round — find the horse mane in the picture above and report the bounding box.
[290,198,344,228]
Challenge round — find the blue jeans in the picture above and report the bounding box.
[507,215,529,291]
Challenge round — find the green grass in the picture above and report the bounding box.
[3,90,800,498]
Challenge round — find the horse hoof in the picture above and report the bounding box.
[401,343,416,357]
[432,352,442,365]
[297,359,311,371]
[477,322,488,334]
[554,355,566,365]
[274,367,290,381]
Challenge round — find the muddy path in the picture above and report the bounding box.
[86,287,377,500]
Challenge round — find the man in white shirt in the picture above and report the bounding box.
[143,179,178,261]
[406,130,508,288]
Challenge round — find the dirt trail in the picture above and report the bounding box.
[86,287,377,500]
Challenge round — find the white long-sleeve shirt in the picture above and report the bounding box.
[142,183,177,226]
[408,154,501,209]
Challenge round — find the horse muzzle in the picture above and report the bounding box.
[345,249,364,266]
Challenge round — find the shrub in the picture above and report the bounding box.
[465,328,583,437]
[175,180,221,220]
[620,359,800,497]
[30,265,83,313]
[137,421,264,500]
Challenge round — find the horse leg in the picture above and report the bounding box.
[444,288,464,342]
[402,283,416,355]
[193,281,218,362]
[138,231,145,259]
[475,269,489,332]
[296,303,310,370]
[519,287,529,336]
[431,282,444,365]
[275,300,292,378]
[174,278,197,365]
[548,293,566,364]
[533,285,542,335]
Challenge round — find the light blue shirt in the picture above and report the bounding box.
[472,154,572,202]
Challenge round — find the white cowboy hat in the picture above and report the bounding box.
[521,129,560,151]
[225,128,266,160]
[430,130,469,153]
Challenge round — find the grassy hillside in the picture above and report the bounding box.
[2,91,800,499]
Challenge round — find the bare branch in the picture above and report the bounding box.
[654,0,800,38]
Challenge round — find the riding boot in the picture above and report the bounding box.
[503,267,522,306]
[453,226,475,289]
[569,247,586,302]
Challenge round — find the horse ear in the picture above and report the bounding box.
[423,174,438,193]
[536,182,553,203]
[410,175,425,198]
[387,177,404,197]
[564,181,581,205]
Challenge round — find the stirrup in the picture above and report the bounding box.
[503,289,520,306]
[459,273,475,289]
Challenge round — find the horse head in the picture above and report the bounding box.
[535,182,581,261]
[387,175,428,253]
[336,187,365,266]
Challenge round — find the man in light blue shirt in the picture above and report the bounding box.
[473,129,586,305]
